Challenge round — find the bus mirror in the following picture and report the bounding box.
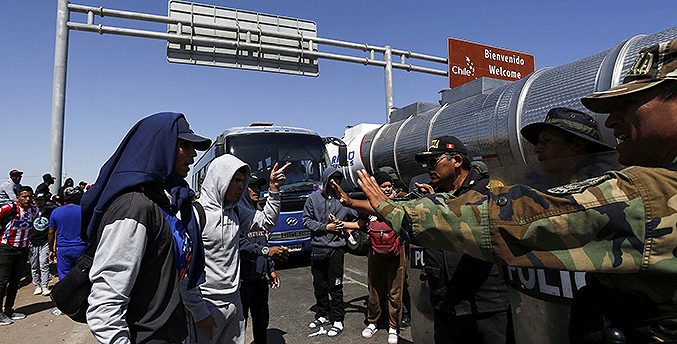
[323,137,349,167]
[338,145,348,167]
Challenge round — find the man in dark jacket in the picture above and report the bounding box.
[303,167,358,337]
[239,173,289,344]
[414,136,512,344]
[35,173,55,198]
[81,112,210,344]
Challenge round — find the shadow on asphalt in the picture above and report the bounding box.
[344,294,368,319]
[262,328,287,344]
[16,300,55,316]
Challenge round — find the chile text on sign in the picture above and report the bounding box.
[447,37,535,89]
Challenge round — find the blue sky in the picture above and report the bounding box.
[1,0,675,188]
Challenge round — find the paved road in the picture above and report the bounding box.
[260,252,413,344]
[1,252,414,344]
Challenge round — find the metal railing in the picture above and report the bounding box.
[49,0,449,193]
[66,3,448,77]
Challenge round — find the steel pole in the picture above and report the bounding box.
[49,0,70,195]
[384,46,395,122]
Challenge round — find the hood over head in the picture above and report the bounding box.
[321,166,343,197]
[198,154,251,212]
[80,112,206,289]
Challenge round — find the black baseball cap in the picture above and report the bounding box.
[415,136,469,163]
[521,107,614,153]
[176,116,212,151]
[248,174,267,187]
[9,169,23,177]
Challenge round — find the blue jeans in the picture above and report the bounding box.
[30,243,50,287]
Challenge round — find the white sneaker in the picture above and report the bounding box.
[0,312,13,325]
[34,286,42,295]
[42,286,51,296]
[9,312,26,320]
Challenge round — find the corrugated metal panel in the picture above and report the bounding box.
[394,107,440,182]
[372,120,405,172]
[360,128,378,174]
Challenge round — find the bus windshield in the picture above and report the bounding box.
[226,133,330,192]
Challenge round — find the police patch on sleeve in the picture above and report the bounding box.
[546,174,612,195]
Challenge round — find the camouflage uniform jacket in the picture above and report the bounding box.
[377,164,677,310]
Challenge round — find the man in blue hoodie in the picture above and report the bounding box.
[303,168,358,337]
[239,173,289,344]
[81,113,210,344]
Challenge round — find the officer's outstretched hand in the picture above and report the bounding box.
[357,169,389,212]
[269,162,291,193]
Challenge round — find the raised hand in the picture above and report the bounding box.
[269,162,291,193]
[330,179,353,207]
[357,169,389,212]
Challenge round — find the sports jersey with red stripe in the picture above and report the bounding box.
[1,201,39,247]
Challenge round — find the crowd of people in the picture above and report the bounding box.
[0,170,89,324]
[1,37,676,344]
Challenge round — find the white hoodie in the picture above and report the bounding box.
[182,154,280,322]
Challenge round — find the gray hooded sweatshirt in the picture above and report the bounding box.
[181,154,280,322]
[302,167,358,248]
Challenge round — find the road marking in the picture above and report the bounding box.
[344,275,367,288]
[344,266,367,278]
[344,267,368,287]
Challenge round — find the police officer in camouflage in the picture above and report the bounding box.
[355,38,677,343]
[414,136,512,344]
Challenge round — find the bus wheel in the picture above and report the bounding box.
[347,231,369,256]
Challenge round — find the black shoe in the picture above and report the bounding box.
[400,313,411,329]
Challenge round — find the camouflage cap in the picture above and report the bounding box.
[582,39,677,113]
[521,107,614,153]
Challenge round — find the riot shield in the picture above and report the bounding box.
[490,151,620,344]
[408,150,620,344]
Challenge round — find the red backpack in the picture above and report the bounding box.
[368,219,401,255]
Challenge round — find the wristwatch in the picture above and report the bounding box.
[261,246,270,256]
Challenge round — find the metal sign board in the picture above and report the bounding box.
[447,37,534,88]
[167,0,318,76]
